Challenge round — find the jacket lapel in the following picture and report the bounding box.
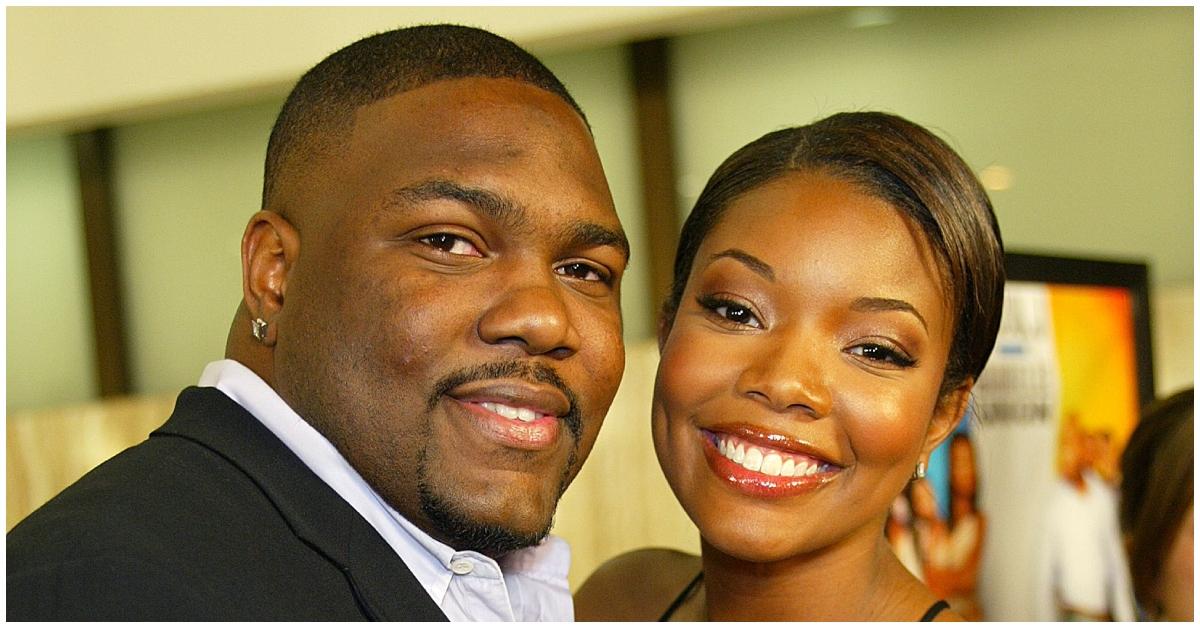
[155,387,448,621]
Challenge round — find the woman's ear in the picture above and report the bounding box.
[241,210,300,345]
[922,377,975,458]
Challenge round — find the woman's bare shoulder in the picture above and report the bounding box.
[575,548,702,621]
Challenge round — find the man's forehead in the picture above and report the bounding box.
[277,77,615,246]
[354,76,587,137]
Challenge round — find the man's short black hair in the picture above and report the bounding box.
[262,24,587,210]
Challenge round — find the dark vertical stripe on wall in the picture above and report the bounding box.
[73,128,131,396]
[630,38,682,319]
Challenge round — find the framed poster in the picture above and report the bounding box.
[888,252,1154,621]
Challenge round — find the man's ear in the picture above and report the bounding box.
[922,377,975,458]
[241,211,300,346]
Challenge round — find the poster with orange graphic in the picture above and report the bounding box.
[892,254,1154,621]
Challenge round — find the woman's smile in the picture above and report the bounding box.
[704,432,841,496]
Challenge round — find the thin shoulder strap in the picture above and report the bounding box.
[919,599,951,622]
[658,571,704,622]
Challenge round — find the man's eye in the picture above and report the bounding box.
[556,262,608,283]
[420,234,482,257]
[847,343,917,368]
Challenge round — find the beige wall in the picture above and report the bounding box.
[6,135,98,410]
[110,100,281,393]
[7,6,803,133]
[671,6,1193,286]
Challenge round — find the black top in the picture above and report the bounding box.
[658,570,705,621]
[918,599,951,621]
[658,571,951,621]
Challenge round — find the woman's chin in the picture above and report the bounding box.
[696,517,814,564]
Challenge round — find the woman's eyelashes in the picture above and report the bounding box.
[846,342,917,368]
[419,232,482,257]
[697,291,918,368]
[697,294,763,329]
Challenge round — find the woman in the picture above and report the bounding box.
[1119,388,1193,621]
[575,112,1005,621]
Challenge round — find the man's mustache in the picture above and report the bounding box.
[428,360,583,442]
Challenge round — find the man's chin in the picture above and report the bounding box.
[418,481,554,557]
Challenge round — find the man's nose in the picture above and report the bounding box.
[734,327,832,418]
[477,279,581,359]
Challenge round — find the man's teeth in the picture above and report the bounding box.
[479,401,539,422]
[717,436,827,477]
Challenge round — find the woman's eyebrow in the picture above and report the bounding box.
[851,296,929,332]
[708,248,775,281]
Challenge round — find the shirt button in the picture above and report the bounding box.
[450,559,474,575]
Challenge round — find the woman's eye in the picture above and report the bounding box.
[556,262,608,283]
[848,343,916,368]
[420,233,482,257]
[698,296,762,329]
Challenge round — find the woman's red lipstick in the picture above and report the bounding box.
[700,427,841,498]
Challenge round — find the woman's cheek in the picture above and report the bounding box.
[657,326,738,419]
[838,382,937,465]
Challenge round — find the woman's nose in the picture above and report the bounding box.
[735,328,832,418]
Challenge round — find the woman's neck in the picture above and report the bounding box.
[700,522,930,621]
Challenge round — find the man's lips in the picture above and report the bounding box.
[445,380,571,451]
[446,380,571,419]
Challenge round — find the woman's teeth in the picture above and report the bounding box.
[479,401,539,422]
[716,435,830,477]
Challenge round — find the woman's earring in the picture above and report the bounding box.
[251,318,269,343]
[913,460,927,480]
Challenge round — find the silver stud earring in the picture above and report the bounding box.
[913,460,927,480]
[251,318,269,343]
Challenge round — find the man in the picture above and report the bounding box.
[8,24,629,620]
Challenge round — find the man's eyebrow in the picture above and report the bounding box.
[564,222,630,263]
[390,179,628,260]
[850,297,929,332]
[709,248,775,281]
[388,179,525,228]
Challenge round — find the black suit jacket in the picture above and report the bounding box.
[7,387,449,621]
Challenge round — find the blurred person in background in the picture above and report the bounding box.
[1037,412,1136,620]
[943,433,986,620]
[1119,387,1193,621]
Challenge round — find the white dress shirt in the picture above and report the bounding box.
[198,359,574,621]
